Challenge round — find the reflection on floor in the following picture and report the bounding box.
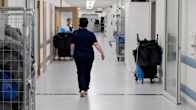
[36,33,195,110]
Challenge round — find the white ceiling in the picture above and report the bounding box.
[63,0,118,9]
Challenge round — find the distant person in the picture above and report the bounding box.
[71,18,105,97]
[59,18,73,33]
[66,18,73,32]
[94,19,100,25]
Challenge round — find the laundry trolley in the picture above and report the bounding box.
[133,34,162,83]
[0,7,36,110]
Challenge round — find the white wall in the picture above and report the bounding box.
[53,0,71,7]
[155,0,166,82]
[7,0,25,7]
[7,0,35,8]
[125,2,152,72]
[181,0,196,93]
[156,0,165,46]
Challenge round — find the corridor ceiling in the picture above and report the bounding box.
[63,0,117,9]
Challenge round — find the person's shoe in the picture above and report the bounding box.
[80,90,86,97]
[84,91,88,96]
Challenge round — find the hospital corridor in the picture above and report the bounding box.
[36,34,193,110]
[1,0,196,110]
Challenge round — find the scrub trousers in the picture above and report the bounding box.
[74,56,94,92]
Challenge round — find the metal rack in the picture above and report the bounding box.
[0,7,35,110]
[114,33,125,62]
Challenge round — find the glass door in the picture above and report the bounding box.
[164,0,181,104]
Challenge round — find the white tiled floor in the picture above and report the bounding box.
[36,95,190,110]
[36,34,195,110]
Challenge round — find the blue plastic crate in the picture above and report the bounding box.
[114,33,125,44]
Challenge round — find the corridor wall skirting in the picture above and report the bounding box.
[181,84,196,102]
[181,55,196,101]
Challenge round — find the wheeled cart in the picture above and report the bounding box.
[133,34,162,83]
[53,32,73,60]
[0,7,35,110]
[135,65,157,83]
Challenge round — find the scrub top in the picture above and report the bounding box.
[72,28,97,58]
[59,25,72,33]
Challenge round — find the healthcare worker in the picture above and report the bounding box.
[59,18,73,32]
[71,18,105,97]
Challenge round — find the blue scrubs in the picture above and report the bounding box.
[72,28,97,92]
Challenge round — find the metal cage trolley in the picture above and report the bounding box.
[0,8,35,110]
[114,33,125,62]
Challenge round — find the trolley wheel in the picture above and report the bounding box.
[150,78,154,83]
[135,77,138,82]
[117,57,120,62]
[135,74,138,81]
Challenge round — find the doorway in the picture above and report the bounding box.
[55,7,79,33]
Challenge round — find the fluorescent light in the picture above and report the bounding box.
[86,0,96,9]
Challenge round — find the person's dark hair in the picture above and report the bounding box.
[79,18,88,28]
[67,18,71,22]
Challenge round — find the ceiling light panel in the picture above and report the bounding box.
[86,0,96,9]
